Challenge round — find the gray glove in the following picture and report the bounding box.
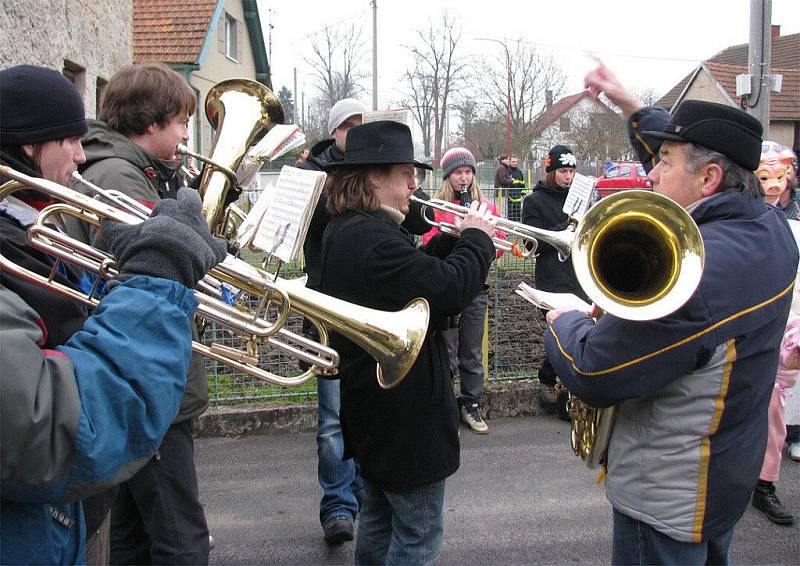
[101,188,228,289]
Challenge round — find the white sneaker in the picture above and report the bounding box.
[460,403,489,434]
[788,442,800,462]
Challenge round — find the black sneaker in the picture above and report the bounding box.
[752,483,795,525]
[323,515,354,544]
[460,403,489,434]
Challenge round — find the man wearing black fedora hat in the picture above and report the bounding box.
[320,120,497,564]
[539,64,799,564]
[298,99,436,545]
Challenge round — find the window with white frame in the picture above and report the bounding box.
[225,13,238,61]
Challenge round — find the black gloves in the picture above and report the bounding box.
[101,188,228,289]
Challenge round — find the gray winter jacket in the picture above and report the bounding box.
[66,120,209,423]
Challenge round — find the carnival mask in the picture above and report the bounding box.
[758,141,793,205]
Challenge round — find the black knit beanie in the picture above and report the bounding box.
[0,65,88,146]
[545,144,577,173]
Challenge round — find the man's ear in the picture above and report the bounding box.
[698,163,724,197]
[144,122,158,135]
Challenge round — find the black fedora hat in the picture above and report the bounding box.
[643,100,762,170]
[326,121,432,170]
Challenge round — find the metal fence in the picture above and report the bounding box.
[203,167,549,405]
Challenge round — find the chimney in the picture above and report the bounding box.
[771,24,781,40]
[545,89,553,108]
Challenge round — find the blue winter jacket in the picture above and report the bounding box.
[546,107,799,542]
[0,276,196,565]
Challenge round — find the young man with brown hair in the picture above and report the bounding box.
[65,62,211,565]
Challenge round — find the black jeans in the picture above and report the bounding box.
[110,420,209,565]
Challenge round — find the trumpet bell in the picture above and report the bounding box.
[572,190,705,321]
[375,298,430,389]
[277,278,431,389]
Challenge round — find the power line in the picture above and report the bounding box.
[475,35,704,64]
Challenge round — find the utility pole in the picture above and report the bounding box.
[267,8,274,87]
[744,0,772,136]
[293,67,298,125]
[371,0,378,110]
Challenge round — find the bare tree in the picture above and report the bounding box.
[400,64,435,158]
[567,106,631,169]
[401,13,465,164]
[476,39,567,159]
[302,96,332,147]
[305,24,368,108]
[636,87,660,108]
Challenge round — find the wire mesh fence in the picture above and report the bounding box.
[203,167,550,405]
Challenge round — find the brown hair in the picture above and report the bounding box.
[326,165,392,215]
[99,63,197,136]
[545,170,557,187]
[435,176,484,203]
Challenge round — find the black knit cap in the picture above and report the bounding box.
[643,100,762,171]
[0,65,88,146]
[545,144,577,172]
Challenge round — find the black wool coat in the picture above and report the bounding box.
[321,209,495,491]
[298,140,434,291]
[521,181,589,302]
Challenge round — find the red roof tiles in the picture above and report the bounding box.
[656,33,799,120]
[133,0,218,64]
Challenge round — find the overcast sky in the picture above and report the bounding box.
[258,0,799,113]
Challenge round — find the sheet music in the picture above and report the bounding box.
[362,109,411,126]
[563,172,595,221]
[516,282,592,312]
[251,166,326,263]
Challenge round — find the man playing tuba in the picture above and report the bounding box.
[544,64,799,564]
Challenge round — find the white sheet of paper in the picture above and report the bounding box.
[516,282,592,312]
[251,166,326,263]
[362,109,411,126]
[563,172,595,220]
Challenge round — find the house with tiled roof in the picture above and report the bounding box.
[133,0,272,153]
[529,91,625,174]
[657,26,799,149]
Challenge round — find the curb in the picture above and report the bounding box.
[195,380,552,438]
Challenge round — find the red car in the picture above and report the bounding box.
[593,162,652,199]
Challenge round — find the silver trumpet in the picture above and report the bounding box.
[410,194,570,259]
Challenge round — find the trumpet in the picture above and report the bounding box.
[410,195,570,259]
[0,165,429,389]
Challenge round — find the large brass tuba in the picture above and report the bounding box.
[190,78,284,234]
[522,190,705,468]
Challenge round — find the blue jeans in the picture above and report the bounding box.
[317,377,362,525]
[612,508,735,565]
[355,479,445,566]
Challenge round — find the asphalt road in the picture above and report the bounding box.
[196,415,799,565]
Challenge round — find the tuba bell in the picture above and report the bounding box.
[188,78,284,234]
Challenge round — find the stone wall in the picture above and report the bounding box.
[0,0,132,117]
